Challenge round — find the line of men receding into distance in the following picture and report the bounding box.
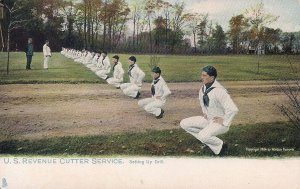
[61,48,239,156]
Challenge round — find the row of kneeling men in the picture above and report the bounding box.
[60,48,170,119]
[60,47,239,156]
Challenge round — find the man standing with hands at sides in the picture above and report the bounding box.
[120,56,145,99]
[25,38,34,70]
[43,40,51,70]
[106,55,124,88]
[180,66,238,156]
[138,67,171,119]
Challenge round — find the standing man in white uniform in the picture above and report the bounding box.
[138,67,171,119]
[42,40,51,69]
[180,66,238,156]
[120,56,145,99]
[106,55,124,88]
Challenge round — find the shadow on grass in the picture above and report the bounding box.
[0,122,299,157]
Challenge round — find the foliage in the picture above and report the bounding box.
[0,0,299,54]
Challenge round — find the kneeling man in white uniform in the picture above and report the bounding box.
[138,67,171,119]
[106,55,124,88]
[180,66,238,156]
[120,56,145,99]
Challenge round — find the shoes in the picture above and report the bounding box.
[156,109,164,119]
[116,87,120,89]
[218,142,228,156]
[105,76,109,80]
[134,91,140,99]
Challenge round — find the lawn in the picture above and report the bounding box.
[1,52,299,84]
[0,122,299,157]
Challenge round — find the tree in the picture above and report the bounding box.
[197,14,208,53]
[262,27,281,54]
[244,2,278,73]
[185,13,202,53]
[228,14,249,54]
[145,0,156,53]
[3,0,30,74]
[211,24,226,54]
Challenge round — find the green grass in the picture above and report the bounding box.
[0,52,103,84]
[1,122,299,157]
[1,52,299,84]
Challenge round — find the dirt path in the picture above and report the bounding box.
[0,81,296,141]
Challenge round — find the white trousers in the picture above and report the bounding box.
[180,116,229,154]
[138,98,165,116]
[43,56,49,69]
[107,78,123,88]
[120,83,140,98]
[96,70,109,79]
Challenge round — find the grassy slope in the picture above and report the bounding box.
[1,52,299,83]
[0,122,299,157]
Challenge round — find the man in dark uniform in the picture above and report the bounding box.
[25,38,33,70]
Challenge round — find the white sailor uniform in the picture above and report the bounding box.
[95,56,111,79]
[43,43,51,69]
[180,80,238,155]
[107,62,124,88]
[138,76,171,116]
[120,64,145,98]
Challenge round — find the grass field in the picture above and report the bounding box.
[0,122,299,157]
[1,52,299,84]
[0,52,299,157]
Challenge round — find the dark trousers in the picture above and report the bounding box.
[26,55,32,69]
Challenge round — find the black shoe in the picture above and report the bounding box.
[218,143,228,156]
[105,76,109,80]
[156,109,164,119]
[134,92,140,99]
[116,87,120,89]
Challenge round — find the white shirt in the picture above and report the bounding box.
[43,44,51,56]
[98,56,111,74]
[129,64,145,87]
[199,80,238,127]
[112,62,124,81]
[151,76,171,103]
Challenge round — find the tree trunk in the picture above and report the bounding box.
[132,9,136,48]
[165,13,168,52]
[102,1,107,49]
[148,15,152,53]
[0,22,4,52]
[7,31,10,75]
[193,31,196,53]
[84,0,87,48]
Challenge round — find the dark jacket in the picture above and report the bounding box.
[25,43,34,56]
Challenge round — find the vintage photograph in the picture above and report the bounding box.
[0,0,299,188]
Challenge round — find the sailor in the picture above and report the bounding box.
[95,51,111,80]
[138,66,171,119]
[106,55,124,88]
[120,56,145,99]
[180,66,238,156]
[42,40,51,69]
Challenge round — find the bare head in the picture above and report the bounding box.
[201,66,217,85]
[128,56,136,65]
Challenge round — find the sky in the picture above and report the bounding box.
[175,0,300,32]
[75,0,300,32]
